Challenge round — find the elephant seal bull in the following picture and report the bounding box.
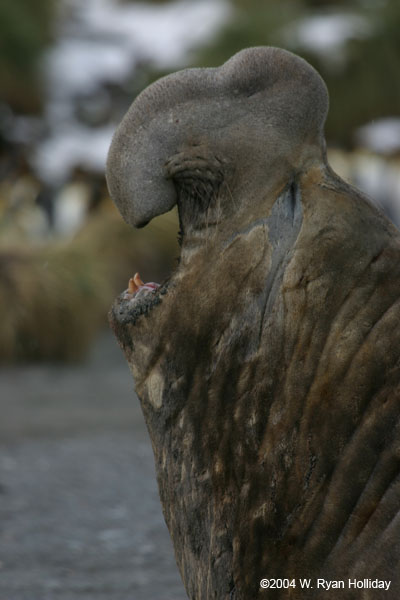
[106,47,400,599]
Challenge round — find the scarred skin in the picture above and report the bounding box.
[107,48,400,599]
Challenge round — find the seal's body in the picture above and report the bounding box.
[108,48,400,599]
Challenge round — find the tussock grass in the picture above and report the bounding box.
[0,205,179,362]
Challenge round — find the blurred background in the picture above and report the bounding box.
[1,0,400,363]
[0,0,399,597]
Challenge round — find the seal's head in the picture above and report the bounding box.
[106,46,329,229]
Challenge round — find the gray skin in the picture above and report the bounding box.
[107,47,400,599]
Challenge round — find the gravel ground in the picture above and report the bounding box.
[0,332,187,600]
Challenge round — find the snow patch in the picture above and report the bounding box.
[356,118,400,154]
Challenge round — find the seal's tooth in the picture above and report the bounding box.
[128,277,138,294]
[134,272,145,288]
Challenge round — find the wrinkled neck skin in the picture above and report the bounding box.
[110,149,400,599]
[176,163,286,267]
[168,140,307,269]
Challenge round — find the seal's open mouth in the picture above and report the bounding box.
[112,145,225,326]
